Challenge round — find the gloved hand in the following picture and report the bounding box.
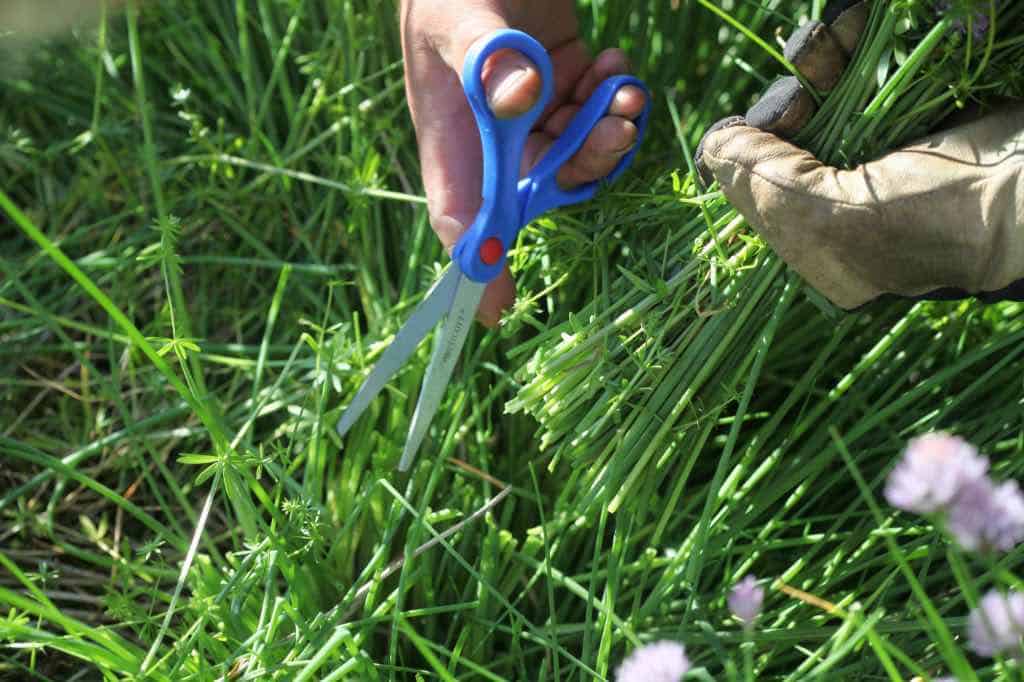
[696,0,1024,309]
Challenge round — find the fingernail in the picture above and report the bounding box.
[610,139,635,156]
[486,53,535,113]
[612,87,638,112]
[491,69,527,106]
[488,69,528,109]
[612,121,639,154]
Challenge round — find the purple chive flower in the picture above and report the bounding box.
[884,433,988,514]
[729,575,765,627]
[935,1,991,40]
[885,433,1024,553]
[946,477,1024,552]
[971,13,991,40]
[968,590,1024,658]
[616,641,690,682]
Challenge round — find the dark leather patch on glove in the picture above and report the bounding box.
[745,77,816,139]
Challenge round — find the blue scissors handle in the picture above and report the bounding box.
[453,29,651,284]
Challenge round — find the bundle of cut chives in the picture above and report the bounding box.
[508,1,1024,514]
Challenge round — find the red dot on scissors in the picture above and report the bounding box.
[479,237,504,266]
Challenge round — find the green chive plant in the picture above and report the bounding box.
[508,0,1024,515]
[2,0,1023,680]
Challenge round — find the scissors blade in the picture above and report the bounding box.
[398,268,486,471]
[336,266,462,438]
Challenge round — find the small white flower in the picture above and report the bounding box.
[171,85,191,104]
[616,641,690,682]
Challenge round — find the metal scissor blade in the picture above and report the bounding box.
[397,268,486,471]
[336,266,462,438]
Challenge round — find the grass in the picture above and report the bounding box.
[2,0,1024,680]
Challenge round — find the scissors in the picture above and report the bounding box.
[336,29,650,471]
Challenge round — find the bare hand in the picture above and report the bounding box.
[401,0,647,325]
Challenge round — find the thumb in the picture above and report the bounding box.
[700,123,883,309]
[482,47,543,118]
[438,14,544,119]
[698,123,847,220]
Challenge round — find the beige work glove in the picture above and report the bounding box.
[697,0,1024,309]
